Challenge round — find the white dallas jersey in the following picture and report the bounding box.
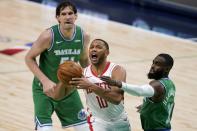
[83,62,125,121]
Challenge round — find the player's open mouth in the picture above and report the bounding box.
[91,53,98,61]
[65,22,72,24]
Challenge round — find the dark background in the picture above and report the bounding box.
[29,0,197,40]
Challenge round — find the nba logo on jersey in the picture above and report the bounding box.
[78,109,87,120]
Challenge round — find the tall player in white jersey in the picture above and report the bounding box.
[70,39,131,131]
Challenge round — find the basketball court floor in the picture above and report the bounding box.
[0,0,197,131]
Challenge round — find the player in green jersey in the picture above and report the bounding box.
[100,53,175,131]
[25,1,90,131]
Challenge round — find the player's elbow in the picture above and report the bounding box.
[25,55,31,68]
[24,54,29,64]
[25,53,34,66]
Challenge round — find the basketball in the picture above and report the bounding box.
[57,61,83,84]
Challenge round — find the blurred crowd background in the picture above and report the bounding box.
[29,0,197,40]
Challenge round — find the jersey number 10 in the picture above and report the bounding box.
[96,96,108,108]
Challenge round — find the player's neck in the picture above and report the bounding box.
[60,26,75,40]
[92,61,109,77]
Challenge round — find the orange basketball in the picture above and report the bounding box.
[57,61,83,84]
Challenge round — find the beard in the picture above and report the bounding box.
[147,70,163,80]
[91,53,106,66]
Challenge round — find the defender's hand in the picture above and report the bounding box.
[99,76,122,88]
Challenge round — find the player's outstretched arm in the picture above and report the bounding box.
[100,76,155,97]
[101,76,165,101]
[100,76,154,97]
[99,76,122,87]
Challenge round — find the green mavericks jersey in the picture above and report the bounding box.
[140,78,175,130]
[32,24,87,127]
[35,24,84,84]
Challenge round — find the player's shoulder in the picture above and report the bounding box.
[39,28,52,40]
[34,28,52,50]
[111,63,125,71]
[111,63,126,76]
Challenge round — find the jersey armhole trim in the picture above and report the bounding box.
[159,80,167,93]
[110,63,118,77]
[83,67,88,76]
[48,28,54,51]
[81,28,84,50]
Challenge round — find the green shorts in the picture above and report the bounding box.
[32,79,87,128]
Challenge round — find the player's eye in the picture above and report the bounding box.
[68,12,74,15]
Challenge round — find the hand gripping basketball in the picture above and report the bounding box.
[57,61,83,84]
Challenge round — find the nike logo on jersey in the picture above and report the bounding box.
[74,40,81,42]
[56,41,63,44]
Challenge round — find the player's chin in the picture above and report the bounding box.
[90,58,98,64]
[64,24,74,29]
[91,61,99,65]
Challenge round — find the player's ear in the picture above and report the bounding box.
[105,50,109,56]
[165,66,171,74]
[56,15,60,23]
[75,13,78,20]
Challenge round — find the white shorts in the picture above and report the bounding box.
[90,114,131,131]
[73,122,92,131]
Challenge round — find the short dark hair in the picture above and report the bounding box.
[93,39,109,50]
[158,53,174,68]
[56,1,77,17]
